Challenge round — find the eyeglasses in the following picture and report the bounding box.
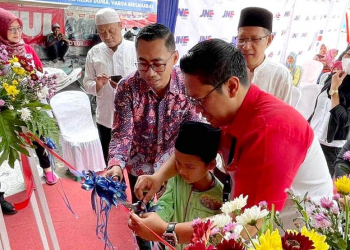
[135,52,175,73]
[236,34,270,46]
[188,80,225,108]
[8,27,22,34]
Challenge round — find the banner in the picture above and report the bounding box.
[36,0,157,13]
[175,0,348,64]
[2,3,64,46]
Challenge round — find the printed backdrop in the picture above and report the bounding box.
[174,0,348,64]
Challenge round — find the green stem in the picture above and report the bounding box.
[344,196,349,246]
[243,226,256,249]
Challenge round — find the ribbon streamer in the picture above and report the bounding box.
[21,131,175,250]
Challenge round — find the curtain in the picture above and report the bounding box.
[156,0,179,33]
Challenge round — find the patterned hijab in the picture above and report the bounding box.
[0,8,26,57]
[324,49,338,69]
[285,52,297,76]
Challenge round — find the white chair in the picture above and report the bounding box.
[296,84,321,120]
[319,72,331,86]
[291,86,301,108]
[50,91,106,174]
[299,60,324,86]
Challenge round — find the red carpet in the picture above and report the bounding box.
[3,177,135,250]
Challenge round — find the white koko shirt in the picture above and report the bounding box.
[250,57,292,104]
[83,40,137,128]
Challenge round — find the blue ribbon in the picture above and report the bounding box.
[81,170,127,250]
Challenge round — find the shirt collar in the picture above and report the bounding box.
[252,56,268,75]
[226,84,260,137]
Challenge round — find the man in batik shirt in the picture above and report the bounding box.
[106,24,201,203]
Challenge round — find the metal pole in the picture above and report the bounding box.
[26,149,60,250]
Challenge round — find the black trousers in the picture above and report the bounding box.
[320,144,342,178]
[96,123,112,165]
[48,42,69,60]
[33,141,51,170]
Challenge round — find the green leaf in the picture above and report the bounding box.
[0,109,29,168]
[339,164,350,175]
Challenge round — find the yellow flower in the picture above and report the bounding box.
[249,229,282,250]
[12,67,18,74]
[334,176,350,195]
[17,68,25,75]
[8,57,18,64]
[3,83,9,88]
[5,85,19,96]
[301,226,329,250]
[12,80,18,86]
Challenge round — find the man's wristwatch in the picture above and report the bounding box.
[329,89,339,96]
[162,222,178,247]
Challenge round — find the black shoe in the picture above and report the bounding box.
[0,193,17,215]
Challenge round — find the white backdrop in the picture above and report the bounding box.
[174,0,348,64]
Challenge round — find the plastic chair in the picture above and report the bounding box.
[319,72,331,86]
[296,84,321,120]
[298,60,324,86]
[50,91,106,174]
[291,86,301,108]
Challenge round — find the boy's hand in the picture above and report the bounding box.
[128,212,167,241]
[135,175,162,203]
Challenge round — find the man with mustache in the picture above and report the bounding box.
[83,8,137,164]
[106,23,201,201]
[237,7,292,104]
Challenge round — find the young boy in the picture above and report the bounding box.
[154,121,223,249]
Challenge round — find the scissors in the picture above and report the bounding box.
[118,200,147,215]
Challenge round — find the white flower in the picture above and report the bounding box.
[36,107,42,111]
[233,224,243,235]
[8,105,14,110]
[18,107,31,121]
[38,86,49,98]
[221,194,248,214]
[236,206,269,226]
[210,213,232,228]
[24,100,29,104]
[12,62,21,68]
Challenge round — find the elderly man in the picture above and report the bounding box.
[46,23,70,63]
[83,8,136,163]
[237,7,292,103]
[129,39,333,247]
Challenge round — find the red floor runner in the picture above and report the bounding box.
[3,178,135,250]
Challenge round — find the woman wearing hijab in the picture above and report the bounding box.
[314,44,328,62]
[322,49,338,73]
[0,8,57,214]
[309,47,350,178]
[285,52,301,86]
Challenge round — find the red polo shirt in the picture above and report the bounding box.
[224,85,314,210]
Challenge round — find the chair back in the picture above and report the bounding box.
[299,60,324,85]
[50,91,95,138]
[291,86,301,108]
[319,72,331,86]
[296,84,321,119]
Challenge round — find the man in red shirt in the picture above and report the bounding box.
[128,39,333,246]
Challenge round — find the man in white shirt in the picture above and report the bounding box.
[83,8,137,163]
[237,7,292,104]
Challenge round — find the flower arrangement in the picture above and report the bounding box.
[185,175,350,250]
[0,45,58,167]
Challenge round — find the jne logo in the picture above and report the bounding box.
[175,36,189,45]
[199,36,212,42]
[200,9,214,18]
[301,32,308,37]
[222,11,234,18]
[178,8,189,17]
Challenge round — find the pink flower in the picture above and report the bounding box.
[333,194,341,200]
[190,218,202,227]
[0,100,5,106]
[331,205,339,215]
[307,205,316,216]
[343,151,350,161]
[210,227,219,236]
[314,213,331,229]
[223,222,237,233]
[258,201,268,209]
[320,197,334,209]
